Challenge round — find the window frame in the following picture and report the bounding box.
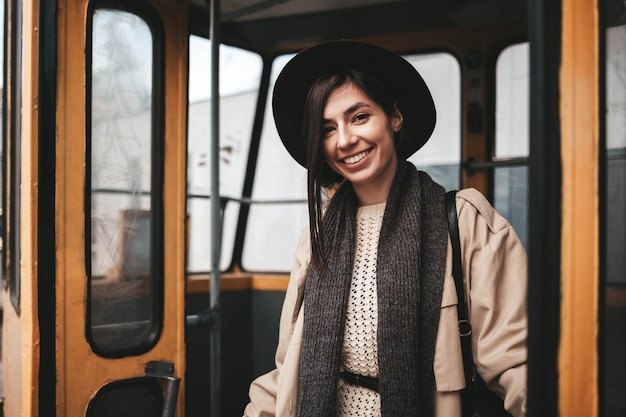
[84,0,166,358]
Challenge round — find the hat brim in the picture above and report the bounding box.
[272,40,436,168]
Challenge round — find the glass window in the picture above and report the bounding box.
[5,0,23,311]
[406,53,461,192]
[87,378,163,417]
[186,36,262,273]
[602,4,626,415]
[242,52,461,272]
[242,55,306,272]
[494,42,529,249]
[87,6,163,356]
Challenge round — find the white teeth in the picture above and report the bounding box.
[343,150,369,164]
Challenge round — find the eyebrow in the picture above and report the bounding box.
[322,101,371,124]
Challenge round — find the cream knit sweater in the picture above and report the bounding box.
[337,202,386,416]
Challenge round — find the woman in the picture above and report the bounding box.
[244,40,527,417]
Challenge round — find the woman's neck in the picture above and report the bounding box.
[353,161,397,206]
[354,187,391,206]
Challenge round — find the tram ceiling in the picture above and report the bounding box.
[189,0,528,52]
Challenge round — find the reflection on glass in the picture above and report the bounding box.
[494,42,529,250]
[603,4,626,415]
[89,8,155,353]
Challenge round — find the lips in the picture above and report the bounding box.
[342,149,370,164]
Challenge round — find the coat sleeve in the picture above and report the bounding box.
[243,228,310,417]
[456,189,527,417]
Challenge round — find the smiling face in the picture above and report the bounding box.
[321,82,403,205]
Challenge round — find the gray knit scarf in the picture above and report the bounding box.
[297,161,448,417]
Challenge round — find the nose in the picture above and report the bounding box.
[337,125,357,149]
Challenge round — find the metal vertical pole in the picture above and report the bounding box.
[527,0,561,415]
[209,0,222,415]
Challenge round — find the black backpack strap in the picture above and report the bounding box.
[445,190,476,390]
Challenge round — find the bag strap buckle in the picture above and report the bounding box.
[459,319,472,337]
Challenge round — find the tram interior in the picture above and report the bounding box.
[181,0,624,416]
[0,0,625,416]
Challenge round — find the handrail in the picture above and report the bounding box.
[462,149,626,175]
[91,148,626,197]
[463,156,529,175]
[209,2,222,417]
[189,195,307,205]
[91,188,307,206]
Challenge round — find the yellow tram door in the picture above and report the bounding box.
[54,0,189,416]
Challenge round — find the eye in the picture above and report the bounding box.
[321,125,335,138]
[353,113,369,123]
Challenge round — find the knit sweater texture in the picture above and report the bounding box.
[297,162,448,417]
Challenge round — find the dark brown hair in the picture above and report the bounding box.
[303,68,403,272]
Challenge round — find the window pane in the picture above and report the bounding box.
[89,8,160,355]
[87,378,163,417]
[494,43,529,249]
[406,53,461,191]
[603,8,626,415]
[5,0,23,311]
[242,55,307,272]
[186,36,262,272]
[496,43,529,158]
[494,166,528,247]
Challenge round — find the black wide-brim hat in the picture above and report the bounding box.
[272,40,436,168]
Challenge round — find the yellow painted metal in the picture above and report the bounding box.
[186,273,291,293]
[1,0,40,416]
[559,0,600,415]
[55,0,189,416]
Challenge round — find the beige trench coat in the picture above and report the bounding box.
[244,188,527,417]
